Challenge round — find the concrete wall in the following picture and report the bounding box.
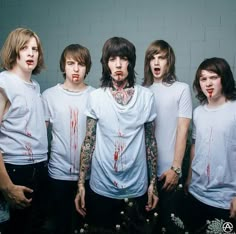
[1,0,236,107]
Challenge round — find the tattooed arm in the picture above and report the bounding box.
[144,120,159,211]
[75,117,97,216]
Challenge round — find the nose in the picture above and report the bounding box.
[206,79,212,86]
[115,57,121,67]
[154,57,159,65]
[74,63,79,71]
[28,48,34,57]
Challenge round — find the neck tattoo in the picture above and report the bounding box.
[110,86,134,105]
[110,79,135,105]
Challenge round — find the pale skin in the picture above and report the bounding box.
[74,119,159,216]
[230,197,236,220]
[62,57,87,92]
[185,71,226,191]
[75,55,158,216]
[0,37,39,208]
[159,117,190,191]
[185,71,236,219]
[150,52,191,191]
[185,144,236,220]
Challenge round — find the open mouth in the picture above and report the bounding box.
[154,67,160,75]
[26,60,34,65]
[207,89,214,97]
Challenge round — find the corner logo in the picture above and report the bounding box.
[222,222,234,233]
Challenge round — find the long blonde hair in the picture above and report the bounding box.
[0,28,45,74]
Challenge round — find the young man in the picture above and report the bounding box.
[184,57,236,232]
[0,28,48,234]
[42,44,94,234]
[75,37,158,231]
[143,40,192,233]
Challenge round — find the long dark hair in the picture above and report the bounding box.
[100,37,136,88]
[143,40,176,87]
[193,57,236,104]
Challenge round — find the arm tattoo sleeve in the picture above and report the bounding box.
[78,117,97,184]
[144,121,158,184]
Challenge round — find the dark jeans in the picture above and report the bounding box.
[86,185,148,234]
[5,161,48,234]
[0,220,9,234]
[183,193,236,233]
[153,179,186,234]
[47,177,84,234]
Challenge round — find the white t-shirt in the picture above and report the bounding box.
[42,84,95,181]
[189,101,236,209]
[149,82,192,177]
[86,85,157,199]
[0,71,48,165]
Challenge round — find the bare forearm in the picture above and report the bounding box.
[172,118,191,168]
[0,154,13,191]
[144,121,157,184]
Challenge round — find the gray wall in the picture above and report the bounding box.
[1,0,236,107]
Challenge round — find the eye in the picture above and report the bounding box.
[66,61,74,65]
[109,57,115,61]
[211,76,219,80]
[32,47,38,52]
[121,56,128,61]
[21,45,28,50]
[199,77,207,82]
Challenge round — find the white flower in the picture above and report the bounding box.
[116,224,121,230]
[170,213,185,229]
[124,198,129,203]
[206,218,225,234]
[154,212,158,217]
[128,202,133,207]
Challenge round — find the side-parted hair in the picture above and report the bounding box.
[0,27,45,75]
[60,44,92,79]
[143,40,176,87]
[100,37,136,88]
[193,57,236,104]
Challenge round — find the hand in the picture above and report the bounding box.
[3,184,33,209]
[145,183,159,211]
[159,169,179,192]
[230,197,236,220]
[74,184,86,217]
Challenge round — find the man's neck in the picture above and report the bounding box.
[11,67,32,82]
[207,95,226,108]
[62,81,87,92]
[112,79,128,90]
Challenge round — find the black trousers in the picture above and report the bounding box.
[183,193,236,233]
[5,161,48,234]
[86,185,148,233]
[47,177,84,234]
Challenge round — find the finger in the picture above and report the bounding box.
[162,181,168,190]
[81,193,85,209]
[230,209,236,219]
[158,174,165,181]
[22,186,33,194]
[74,195,80,213]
